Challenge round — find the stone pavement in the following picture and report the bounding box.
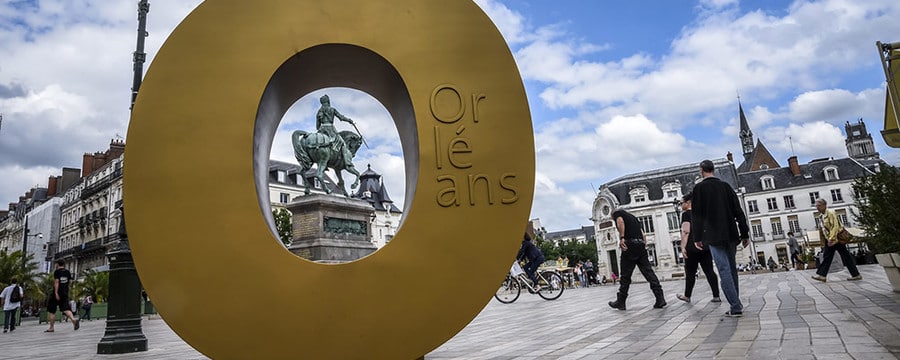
[1,265,898,359]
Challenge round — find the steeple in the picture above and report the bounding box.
[738,99,754,159]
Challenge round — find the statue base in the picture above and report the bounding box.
[286,194,377,263]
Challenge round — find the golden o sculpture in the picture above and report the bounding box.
[124,0,534,359]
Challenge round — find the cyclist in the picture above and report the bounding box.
[517,231,545,290]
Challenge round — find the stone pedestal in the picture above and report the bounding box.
[287,194,377,263]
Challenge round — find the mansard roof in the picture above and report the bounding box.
[737,139,781,173]
[267,159,339,192]
[737,157,878,194]
[352,164,401,213]
[602,158,739,206]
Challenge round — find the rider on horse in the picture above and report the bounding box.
[316,94,355,169]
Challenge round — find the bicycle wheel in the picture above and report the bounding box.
[537,271,564,300]
[494,275,521,304]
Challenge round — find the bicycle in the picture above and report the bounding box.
[494,262,565,303]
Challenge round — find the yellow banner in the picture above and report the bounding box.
[879,41,900,147]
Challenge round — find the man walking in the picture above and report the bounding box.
[46,260,79,332]
[811,198,862,282]
[691,160,750,317]
[787,232,803,270]
[676,193,721,304]
[608,206,666,310]
[1,278,24,333]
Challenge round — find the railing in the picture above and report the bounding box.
[81,175,112,200]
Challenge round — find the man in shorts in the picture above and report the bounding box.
[46,260,79,332]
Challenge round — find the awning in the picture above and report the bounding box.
[877,41,900,148]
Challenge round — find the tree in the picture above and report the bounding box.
[77,269,109,303]
[272,207,293,245]
[0,249,42,306]
[852,165,900,254]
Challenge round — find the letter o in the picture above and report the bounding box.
[124,1,534,359]
[430,84,466,124]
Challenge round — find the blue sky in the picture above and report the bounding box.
[0,0,898,233]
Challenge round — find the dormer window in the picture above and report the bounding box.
[824,166,839,181]
[760,176,775,190]
[662,182,681,200]
[363,190,372,198]
[277,170,286,183]
[760,164,769,170]
[629,186,649,204]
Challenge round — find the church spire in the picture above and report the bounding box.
[738,98,754,159]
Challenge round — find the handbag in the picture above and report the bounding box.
[836,228,853,245]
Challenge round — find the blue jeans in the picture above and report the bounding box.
[709,244,742,313]
[524,258,542,285]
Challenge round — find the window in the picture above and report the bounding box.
[854,188,867,201]
[666,212,680,231]
[835,209,849,227]
[809,192,819,206]
[747,200,759,214]
[277,170,286,183]
[646,243,658,267]
[634,195,646,203]
[637,215,655,234]
[783,195,795,209]
[766,198,778,211]
[672,240,684,264]
[761,177,775,190]
[279,193,290,203]
[787,215,801,234]
[770,218,784,237]
[751,220,763,239]
[814,214,823,230]
[831,189,843,203]
[666,190,678,199]
[824,167,839,181]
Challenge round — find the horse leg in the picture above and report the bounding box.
[317,159,331,194]
[335,171,348,197]
[302,166,312,195]
[346,165,361,190]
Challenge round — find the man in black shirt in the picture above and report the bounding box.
[691,160,750,317]
[608,207,666,310]
[46,260,79,332]
[517,232,545,290]
[676,192,721,303]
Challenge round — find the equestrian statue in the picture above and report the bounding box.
[291,94,367,196]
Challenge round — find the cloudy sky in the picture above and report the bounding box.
[1,0,898,232]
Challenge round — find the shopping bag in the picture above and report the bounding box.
[510,261,525,277]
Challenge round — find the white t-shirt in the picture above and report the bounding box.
[1,284,23,311]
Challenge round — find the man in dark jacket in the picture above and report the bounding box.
[607,206,666,310]
[691,160,750,317]
[517,232,545,290]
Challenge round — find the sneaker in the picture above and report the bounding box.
[847,275,862,281]
[676,294,691,303]
[711,297,722,303]
[724,311,743,317]
[811,275,827,282]
[73,319,80,331]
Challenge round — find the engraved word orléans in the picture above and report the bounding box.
[430,84,519,207]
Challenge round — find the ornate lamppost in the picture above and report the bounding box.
[97,206,147,354]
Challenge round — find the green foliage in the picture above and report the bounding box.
[852,165,900,254]
[0,249,42,304]
[272,207,293,245]
[534,234,598,266]
[77,269,109,303]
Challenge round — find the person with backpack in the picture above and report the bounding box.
[2,278,24,333]
[81,294,93,321]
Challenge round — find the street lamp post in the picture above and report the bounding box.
[97,206,148,354]
[22,216,43,269]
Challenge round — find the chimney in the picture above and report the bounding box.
[108,139,125,160]
[8,203,15,212]
[726,151,734,163]
[82,153,95,178]
[48,176,59,197]
[788,156,800,176]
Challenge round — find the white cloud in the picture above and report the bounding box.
[763,121,847,159]
[788,88,885,123]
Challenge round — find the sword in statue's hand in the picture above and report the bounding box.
[348,119,369,149]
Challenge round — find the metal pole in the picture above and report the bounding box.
[130,0,150,110]
[97,206,147,354]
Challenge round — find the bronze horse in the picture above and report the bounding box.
[292,130,363,196]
